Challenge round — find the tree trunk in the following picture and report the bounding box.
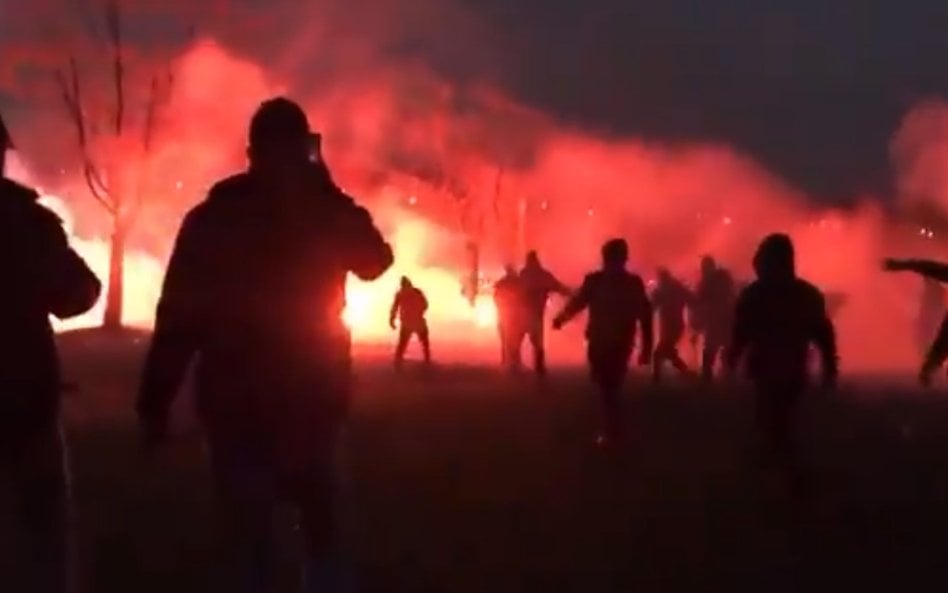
[103,219,126,331]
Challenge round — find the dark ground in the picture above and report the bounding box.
[55,330,948,592]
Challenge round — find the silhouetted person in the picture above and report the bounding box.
[390,276,430,367]
[137,98,393,593]
[518,251,570,376]
[727,234,837,475]
[553,239,653,445]
[0,112,101,593]
[651,267,694,382]
[694,255,737,381]
[493,265,524,369]
[883,258,948,384]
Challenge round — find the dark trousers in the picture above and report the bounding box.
[588,341,633,438]
[498,317,521,370]
[752,378,804,471]
[701,330,729,381]
[394,322,430,366]
[653,322,689,381]
[516,314,546,376]
[210,428,351,593]
[0,422,72,593]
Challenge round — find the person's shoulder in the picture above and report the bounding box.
[794,278,826,304]
[205,172,252,204]
[0,178,64,233]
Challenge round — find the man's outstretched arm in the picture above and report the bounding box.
[137,211,206,444]
[883,258,948,283]
[553,276,591,328]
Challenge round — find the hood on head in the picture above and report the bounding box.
[753,233,795,280]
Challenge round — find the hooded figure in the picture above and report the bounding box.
[0,110,101,593]
[137,97,393,593]
[727,233,837,473]
[517,250,570,376]
[493,265,524,369]
[390,276,431,366]
[553,239,653,446]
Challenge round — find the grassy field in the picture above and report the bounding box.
[56,331,948,592]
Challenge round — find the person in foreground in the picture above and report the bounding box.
[553,239,653,446]
[727,234,837,479]
[0,112,101,593]
[137,97,393,593]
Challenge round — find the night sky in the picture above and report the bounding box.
[447,0,948,198]
[5,0,948,199]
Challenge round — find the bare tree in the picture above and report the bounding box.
[55,0,179,330]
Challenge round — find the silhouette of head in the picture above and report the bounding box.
[701,255,717,277]
[753,233,795,280]
[400,276,412,289]
[247,97,312,172]
[0,112,11,175]
[601,238,628,269]
[657,266,672,284]
[504,264,517,277]
[525,250,540,269]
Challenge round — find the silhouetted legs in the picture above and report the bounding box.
[211,430,351,593]
[752,379,803,473]
[519,314,546,377]
[394,323,431,367]
[653,325,689,382]
[588,341,632,443]
[0,423,73,593]
[701,332,728,382]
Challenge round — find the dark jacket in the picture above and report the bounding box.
[728,249,837,387]
[693,268,737,335]
[651,278,693,335]
[0,178,101,443]
[519,264,569,316]
[390,286,428,327]
[557,269,653,351]
[137,167,393,447]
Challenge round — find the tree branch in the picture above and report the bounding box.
[83,163,117,216]
[106,0,124,135]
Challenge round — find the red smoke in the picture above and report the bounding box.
[2,2,947,372]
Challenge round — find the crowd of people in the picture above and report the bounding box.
[1,97,947,592]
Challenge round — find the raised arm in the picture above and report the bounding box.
[883,258,948,283]
[137,210,207,438]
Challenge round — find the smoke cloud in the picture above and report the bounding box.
[1,0,946,372]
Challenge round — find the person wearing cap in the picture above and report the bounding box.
[517,250,570,377]
[137,97,393,593]
[0,112,101,591]
[726,233,837,480]
[552,239,653,446]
